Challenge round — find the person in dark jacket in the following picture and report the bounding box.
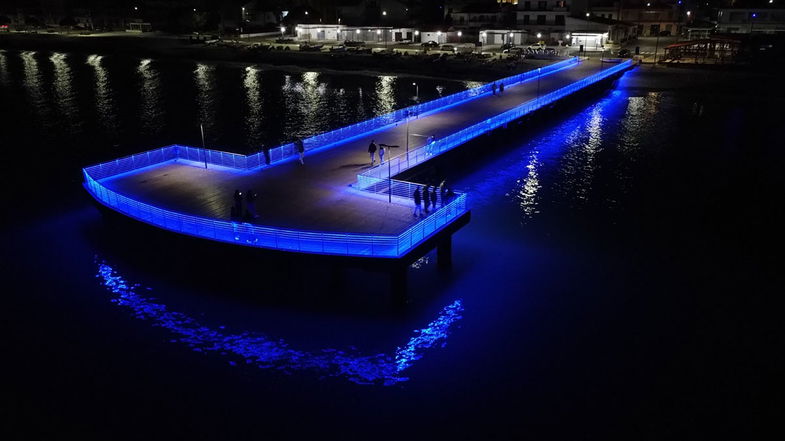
[244,189,259,219]
[499,82,505,94]
[431,185,438,209]
[232,189,243,219]
[368,140,378,165]
[491,82,497,95]
[296,139,305,165]
[423,184,431,213]
[413,186,422,216]
[262,146,271,165]
[440,182,447,207]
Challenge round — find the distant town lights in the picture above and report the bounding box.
[457,31,462,37]
[537,32,542,38]
[382,11,387,16]
[280,27,286,33]
[686,11,691,16]
[585,12,590,17]
[414,30,419,35]
[437,31,442,35]
[377,29,381,34]
[356,29,361,34]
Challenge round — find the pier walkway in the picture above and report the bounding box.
[84,58,632,258]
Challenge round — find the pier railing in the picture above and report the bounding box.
[83,169,467,258]
[84,58,581,177]
[356,59,633,188]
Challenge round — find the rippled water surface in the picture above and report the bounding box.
[3,48,781,440]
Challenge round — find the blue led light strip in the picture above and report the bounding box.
[84,169,467,257]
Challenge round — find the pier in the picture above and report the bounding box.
[83,58,633,280]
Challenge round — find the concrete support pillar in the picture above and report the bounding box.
[437,234,452,270]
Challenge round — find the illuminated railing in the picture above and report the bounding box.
[357,60,634,188]
[252,57,580,165]
[82,59,630,258]
[83,169,467,258]
[85,58,581,178]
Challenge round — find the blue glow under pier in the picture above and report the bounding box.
[83,59,632,260]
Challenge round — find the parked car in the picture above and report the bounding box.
[329,45,347,52]
[421,40,439,48]
[440,44,455,52]
[500,43,515,51]
[616,48,631,57]
[528,43,545,49]
[344,40,365,47]
[298,43,324,51]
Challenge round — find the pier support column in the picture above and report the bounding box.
[390,264,408,306]
[437,234,453,270]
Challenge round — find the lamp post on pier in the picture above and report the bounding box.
[412,82,419,100]
[537,67,541,104]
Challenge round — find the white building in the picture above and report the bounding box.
[479,29,527,46]
[295,24,416,43]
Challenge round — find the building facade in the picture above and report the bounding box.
[716,8,785,34]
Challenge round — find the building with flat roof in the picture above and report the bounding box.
[716,8,785,34]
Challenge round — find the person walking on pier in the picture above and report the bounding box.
[491,82,497,95]
[499,82,505,95]
[439,180,447,207]
[431,185,439,209]
[245,189,259,219]
[368,140,378,165]
[413,186,423,217]
[296,139,305,165]
[423,184,431,213]
[378,144,386,164]
[232,189,244,219]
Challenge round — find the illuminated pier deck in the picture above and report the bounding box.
[84,58,632,259]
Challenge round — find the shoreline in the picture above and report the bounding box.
[0,33,555,82]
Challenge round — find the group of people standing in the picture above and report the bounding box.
[491,81,505,95]
[231,189,259,220]
[368,140,400,165]
[412,182,455,217]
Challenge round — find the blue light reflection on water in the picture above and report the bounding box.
[96,260,463,386]
[465,88,631,221]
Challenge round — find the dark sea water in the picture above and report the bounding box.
[2,49,782,440]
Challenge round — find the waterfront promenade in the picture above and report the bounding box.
[85,58,631,257]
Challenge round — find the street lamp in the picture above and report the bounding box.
[412,82,418,99]
[536,67,541,104]
[280,26,286,37]
[750,12,757,33]
[382,11,387,16]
